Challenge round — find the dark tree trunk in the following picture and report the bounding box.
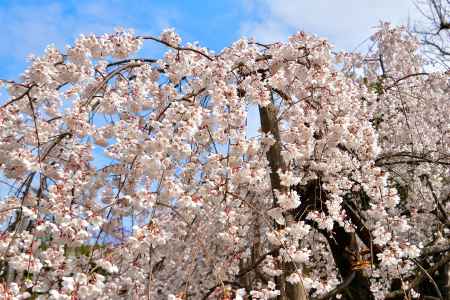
[325,229,373,300]
[294,180,374,300]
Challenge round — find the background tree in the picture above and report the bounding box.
[415,0,450,69]
[0,23,448,300]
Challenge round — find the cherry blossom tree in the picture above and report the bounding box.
[0,23,448,300]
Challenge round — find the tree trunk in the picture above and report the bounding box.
[259,102,308,300]
[441,262,450,300]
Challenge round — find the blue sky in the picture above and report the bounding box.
[0,0,420,80]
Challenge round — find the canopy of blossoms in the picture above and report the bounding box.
[0,23,448,299]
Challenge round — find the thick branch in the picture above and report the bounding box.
[237,248,280,278]
[386,252,450,299]
[138,35,214,61]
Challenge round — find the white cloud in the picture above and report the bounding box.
[241,19,290,42]
[240,0,422,50]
